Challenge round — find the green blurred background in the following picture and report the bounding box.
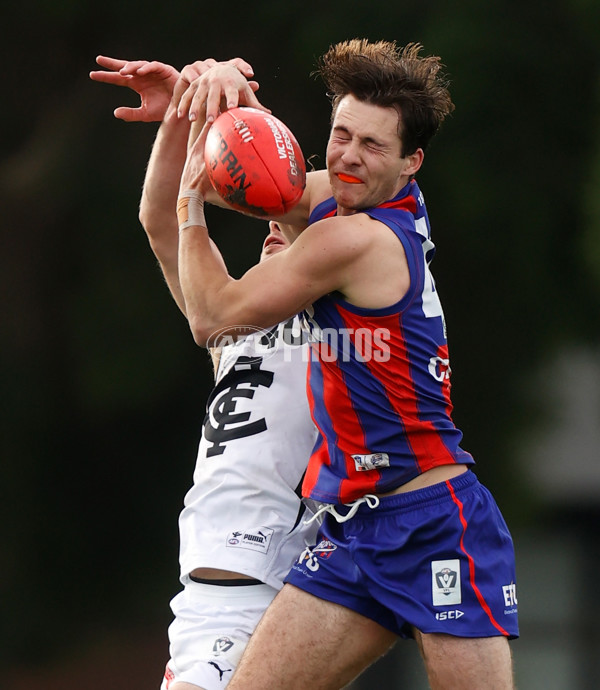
[2,1,600,687]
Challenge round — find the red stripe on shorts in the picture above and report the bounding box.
[446,480,509,637]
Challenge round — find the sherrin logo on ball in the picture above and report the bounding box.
[204,107,306,217]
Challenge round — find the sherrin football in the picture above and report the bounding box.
[204,107,306,217]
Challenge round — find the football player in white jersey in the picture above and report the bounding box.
[161,225,317,690]
[90,57,318,690]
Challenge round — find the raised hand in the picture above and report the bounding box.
[90,56,179,122]
[173,58,269,124]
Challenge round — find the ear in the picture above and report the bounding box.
[404,148,424,177]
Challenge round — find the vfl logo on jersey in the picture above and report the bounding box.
[295,540,337,573]
[432,559,462,606]
[204,356,274,456]
[352,452,390,472]
[212,636,234,655]
[226,527,274,553]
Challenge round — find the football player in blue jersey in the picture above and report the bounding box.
[171,39,518,690]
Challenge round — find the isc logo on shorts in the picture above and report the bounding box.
[431,559,462,606]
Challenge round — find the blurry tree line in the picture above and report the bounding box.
[1,0,599,678]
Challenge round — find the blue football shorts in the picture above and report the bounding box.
[285,470,519,639]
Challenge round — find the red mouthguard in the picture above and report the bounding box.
[337,173,362,184]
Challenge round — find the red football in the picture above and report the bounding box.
[204,107,306,217]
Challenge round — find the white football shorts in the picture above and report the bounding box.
[160,576,278,689]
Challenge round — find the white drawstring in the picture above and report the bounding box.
[303,494,380,525]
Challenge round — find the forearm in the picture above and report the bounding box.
[176,195,316,346]
[139,110,190,311]
[177,194,234,346]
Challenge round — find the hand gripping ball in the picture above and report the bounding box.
[204,107,306,216]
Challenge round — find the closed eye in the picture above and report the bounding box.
[363,137,388,151]
[331,134,351,143]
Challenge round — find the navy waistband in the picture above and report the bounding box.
[345,469,478,517]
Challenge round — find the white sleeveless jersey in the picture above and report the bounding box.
[178,316,318,590]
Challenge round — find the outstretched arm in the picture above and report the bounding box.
[138,61,251,313]
[91,57,256,312]
[90,54,262,123]
[139,101,190,312]
[90,56,189,309]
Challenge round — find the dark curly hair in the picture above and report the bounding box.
[316,39,455,156]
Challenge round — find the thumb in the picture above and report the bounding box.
[113,106,143,122]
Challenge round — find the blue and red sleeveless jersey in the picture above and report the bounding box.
[302,180,474,504]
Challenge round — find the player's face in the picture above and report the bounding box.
[326,94,423,213]
[260,222,291,261]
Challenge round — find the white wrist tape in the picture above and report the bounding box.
[177,190,206,230]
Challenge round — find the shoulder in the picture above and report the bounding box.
[294,212,376,261]
[302,213,411,309]
[307,211,393,251]
[292,212,403,297]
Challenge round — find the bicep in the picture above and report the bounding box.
[217,217,362,328]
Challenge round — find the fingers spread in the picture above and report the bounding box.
[95,55,127,70]
[172,60,271,122]
[89,70,128,85]
[228,57,255,78]
[118,60,150,75]
[178,77,207,121]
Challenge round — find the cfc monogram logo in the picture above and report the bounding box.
[203,356,274,456]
